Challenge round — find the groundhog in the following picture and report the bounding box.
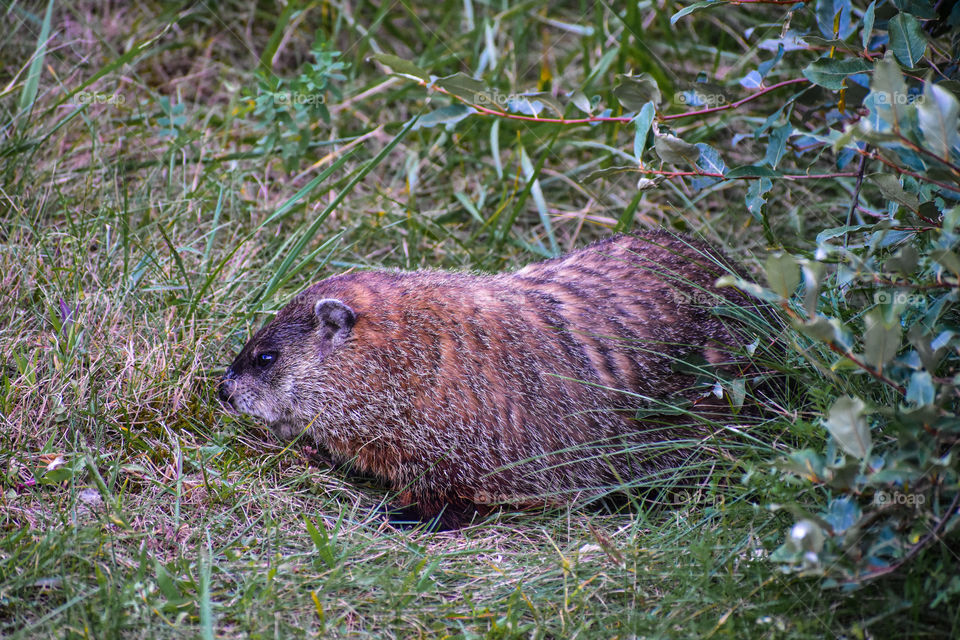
[219,231,763,528]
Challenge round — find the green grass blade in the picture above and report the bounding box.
[15,0,54,128]
[256,115,419,305]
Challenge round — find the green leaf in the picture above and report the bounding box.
[510,92,566,116]
[905,370,936,406]
[862,1,876,50]
[802,58,872,91]
[433,73,490,105]
[786,519,825,553]
[872,54,909,116]
[863,309,901,369]
[779,449,827,480]
[931,249,960,275]
[888,13,927,68]
[824,497,861,534]
[758,44,786,79]
[411,104,476,130]
[43,462,78,484]
[801,262,825,317]
[17,0,54,125]
[764,123,792,169]
[899,0,939,19]
[671,0,726,24]
[155,561,182,601]
[490,118,502,179]
[917,82,960,159]
[633,102,655,162]
[815,224,873,245]
[519,145,558,256]
[946,206,960,232]
[370,53,430,81]
[691,143,726,189]
[885,245,918,275]
[305,517,336,568]
[716,275,783,302]
[816,0,854,40]
[824,395,871,459]
[199,548,214,640]
[584,165,644,182]
[765,254,800,297]
[870,173,920,212]
[797,315,845,344]
[727,165,783,178]
[695,143,726,175]
[728,378,746,410]
[570,90,592,114]
[746,177,773,219]
[614,74,662,110]
[654,132,699,166]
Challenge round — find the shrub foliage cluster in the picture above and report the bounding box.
[363,0,960,585]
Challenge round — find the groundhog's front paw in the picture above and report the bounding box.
[301,445,334,467]
[374,501,442,530]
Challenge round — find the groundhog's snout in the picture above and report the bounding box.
[218,373,236,407]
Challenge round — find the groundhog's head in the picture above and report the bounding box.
[218,294,356,439]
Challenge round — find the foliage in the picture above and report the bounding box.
[370,0,960,587]
[724,4,960,586]
[250,35,347,171]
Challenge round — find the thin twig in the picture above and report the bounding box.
[824,342,906,395]
[860,148,960,198]
[894,131,960,179]
[844,153,868,249]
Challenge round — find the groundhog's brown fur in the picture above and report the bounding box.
[219,232,761,528]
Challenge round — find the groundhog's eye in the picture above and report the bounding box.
[255,351,278,368]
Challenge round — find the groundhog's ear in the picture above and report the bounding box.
[314,299,356,355]
[315,298,356,330]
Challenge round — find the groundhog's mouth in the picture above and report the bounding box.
[219,402,239,417]
[266,418,308,441]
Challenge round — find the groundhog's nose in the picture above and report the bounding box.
[218,377,234,406]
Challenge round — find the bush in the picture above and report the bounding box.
[367,0,960,587]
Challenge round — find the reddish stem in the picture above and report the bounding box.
[422,77,811,125]
[662,78,811,121]
[859,148,960,198]
[638,168,861,180]
[824,342,906,395]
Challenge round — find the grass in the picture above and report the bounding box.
[1,1,958,637]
